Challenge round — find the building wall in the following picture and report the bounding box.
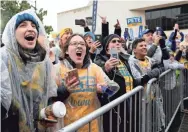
[57,1,188,36]
[96,1,145,35]
[57,5,92,33]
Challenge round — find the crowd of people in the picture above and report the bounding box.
[1,9,188,132]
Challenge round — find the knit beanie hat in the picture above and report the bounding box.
[15,13,39,32]
[100,34,120,55]
[103,34,120,51]
[84,32,95,41]
[59,28,73,38]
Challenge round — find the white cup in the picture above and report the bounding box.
[52,101,66,118]
[40,101,66,119]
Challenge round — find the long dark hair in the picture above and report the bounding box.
[59,34,90,68]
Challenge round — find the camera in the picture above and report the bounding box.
[75,19,85,26]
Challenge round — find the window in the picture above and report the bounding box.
[145,4,188,30]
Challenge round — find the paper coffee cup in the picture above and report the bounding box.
[52,101,66,118]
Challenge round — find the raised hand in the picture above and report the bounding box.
[89,41,101,53]
[99,15,107,24]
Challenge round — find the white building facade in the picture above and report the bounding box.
[57,1,188,38]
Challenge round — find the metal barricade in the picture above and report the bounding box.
[145,69,182,132]
[180,69,188,99]
[58,86,145,132]
[58,69,188,132]
[179,69,188,111]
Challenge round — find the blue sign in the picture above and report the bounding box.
[129,28,134,40]
[138,25,143,38]
[92,0,98,33]
[127,17,142,27]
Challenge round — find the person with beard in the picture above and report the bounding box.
[53,34,119,132]
[1,9,58,131]
[50,28,73,64]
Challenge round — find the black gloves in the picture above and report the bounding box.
[159,39,166,49]
[147,67,165,79]
[141,67,165,85]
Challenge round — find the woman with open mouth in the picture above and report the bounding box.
[1,9,58,131]
[53,34,119,132]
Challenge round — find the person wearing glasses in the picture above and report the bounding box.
[53,34,119,132]
[94,33,165,132]
[94,34,134,132]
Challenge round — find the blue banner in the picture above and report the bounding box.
[127,17,142,27]
[92,0,98,33]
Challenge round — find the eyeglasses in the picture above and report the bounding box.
[111,39,121,43]
[69,42,86,47]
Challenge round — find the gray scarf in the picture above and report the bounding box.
[18,43,46,64]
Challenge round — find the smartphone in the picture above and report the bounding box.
[95,35,102,42]
[110,48,119,59]
[156,27,161,35]
[67,69,79,82]
[44,118,58,123]
[75,19,85,26]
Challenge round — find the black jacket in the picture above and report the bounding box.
[94,52,158,95]
[94,53,140,132]
[94,52,139,101]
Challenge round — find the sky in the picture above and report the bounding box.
[32,0,90,32]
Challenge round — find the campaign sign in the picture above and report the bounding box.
[127,17,142,27]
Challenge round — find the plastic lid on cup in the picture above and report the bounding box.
[52,101,66,118]
[40,108,47,119]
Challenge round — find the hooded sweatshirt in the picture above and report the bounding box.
[54,48,119,132]
[1,9,57,131]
